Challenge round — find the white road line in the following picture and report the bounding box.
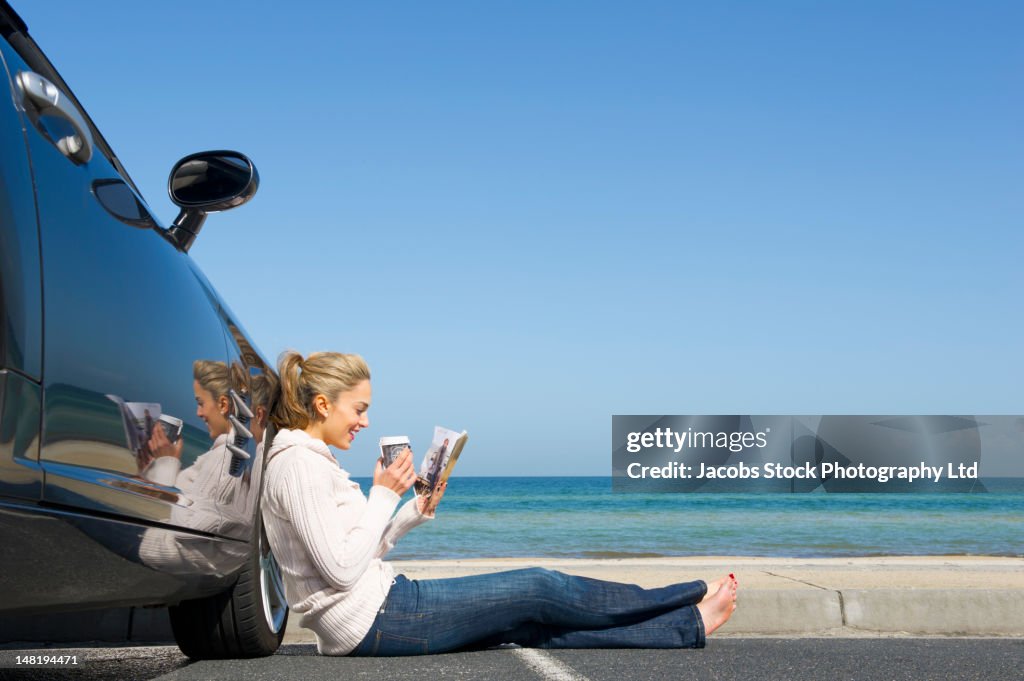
[514,647,591,681]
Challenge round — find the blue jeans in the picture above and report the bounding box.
[351,568,707,656]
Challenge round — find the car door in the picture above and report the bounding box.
[1,28,236,533]
[0,20,42,505]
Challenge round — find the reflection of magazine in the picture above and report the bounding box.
[106,394,182,456]
[414,426,468,514]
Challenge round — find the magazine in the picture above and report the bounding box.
[379,426,468,514]
[106,394,183,456]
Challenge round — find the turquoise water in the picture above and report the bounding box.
[353,477,1024,559]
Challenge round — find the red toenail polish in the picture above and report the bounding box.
[729,573,735,579]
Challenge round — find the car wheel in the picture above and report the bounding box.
[168,521,288,659]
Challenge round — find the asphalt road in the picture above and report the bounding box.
[1,639,1021,681]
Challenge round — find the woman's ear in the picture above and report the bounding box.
[218,394,231,416]
[313,394,330,420]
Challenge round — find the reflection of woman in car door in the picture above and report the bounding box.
[138,360,251,574]
[142,360,233,489]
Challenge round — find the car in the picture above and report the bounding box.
[0,0,287,658]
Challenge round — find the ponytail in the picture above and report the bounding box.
[270,350,371,430]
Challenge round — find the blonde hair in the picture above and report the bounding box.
[251,369,279,414]
[193,359,233,401]
[270,350,370,429]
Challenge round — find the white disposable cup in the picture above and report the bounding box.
[379,435,411,466]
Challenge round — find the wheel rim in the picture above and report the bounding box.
[259,532,288,633]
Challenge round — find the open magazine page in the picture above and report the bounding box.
[106,394,183,475]
[416,426,468,514]
[107,394,163,454]
[417,426,462,489]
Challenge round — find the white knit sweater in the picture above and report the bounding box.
[261,428,431,655]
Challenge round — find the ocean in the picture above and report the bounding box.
[352,477,1024,559]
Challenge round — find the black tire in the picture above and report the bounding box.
[168,522,288,659]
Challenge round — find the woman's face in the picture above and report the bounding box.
[319,379,372,450]
[193,380,231,439]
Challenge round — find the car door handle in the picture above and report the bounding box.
[229,389,255,420]
[16,70,93,164]
[228,414,253,441]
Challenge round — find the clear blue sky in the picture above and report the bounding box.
[17,1,1023,477]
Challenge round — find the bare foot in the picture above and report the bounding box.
[696,574,737,635]
[698,574,738,604]
[700,573,733,602]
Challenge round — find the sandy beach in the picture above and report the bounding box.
[284,556,1024,643]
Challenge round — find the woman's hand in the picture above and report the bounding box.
[374,447,417,496]
[139,423,183,474]
[416,481,446,517]
[149,424,184,459]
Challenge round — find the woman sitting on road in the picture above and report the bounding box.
[260,350,738,656]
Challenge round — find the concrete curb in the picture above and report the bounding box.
[841,590,1024,636]
[724,589,1024,637]
[722,589,844,635]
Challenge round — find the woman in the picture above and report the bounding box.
[139,360,255,573]
[261,351,738,656]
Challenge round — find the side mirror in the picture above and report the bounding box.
[166,150,259,252]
